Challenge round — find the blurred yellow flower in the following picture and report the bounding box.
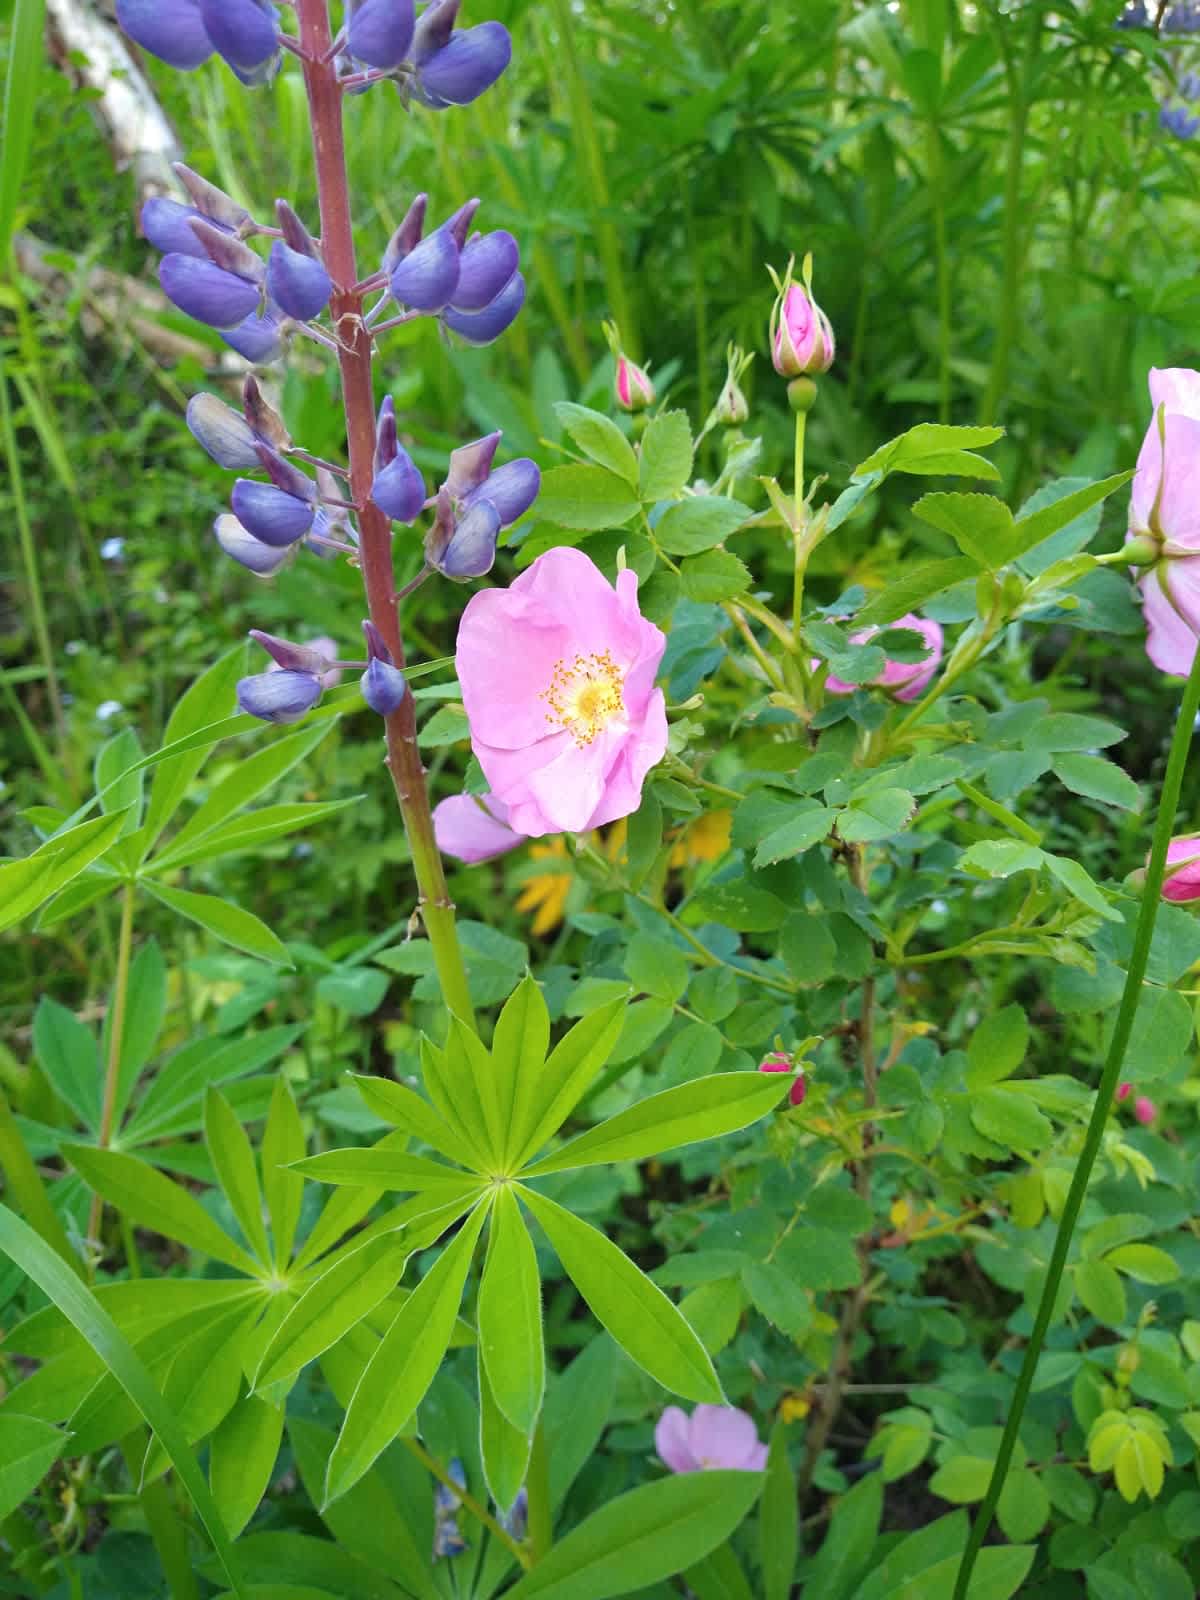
[779,1392,812,1423]
[669,809,732,869]
[515,821,628,936]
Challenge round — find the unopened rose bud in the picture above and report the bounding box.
[1162,835,1200,902]
[758,1051,806,1107]
[769,255,834,378]
[1134,1095,1157,1126]
[758,1052,791,1075]
[1116,1081,1133,1103]
[788,1073,807,1108]
[615,354,654,412]
[716,374,749,427]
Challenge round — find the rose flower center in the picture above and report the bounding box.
[541,650,626,747]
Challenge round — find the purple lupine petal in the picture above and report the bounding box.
[654,1407,699,1474]
[371,447,426,523]
[450,230,519,312]
[374,394,399,472]
[237,669,322,724]
[248,628,337,675]
[688,1406,765,1471]
[159,255,261,329]
[255,444,315,502]
[433,792,521,863]
[187,393,261,470]
[443,432,501,500]
[390,228,460,312]
[427,497,501,580]
[231,480,315,546]
[382,193,429,273]
[117,0,214,68]
[410,0,459,63]
[464,458,540,527]
[266,241,333,321]
[174,163,251,230]
[417,22,512,107]
[362,620,394,664]
[199,0,279,69]
[141,198,221,259]
[437,198,481,249]
[222,309,286,363]
[361,657,409,715]
[442,270,525,346]
[348,0,416,68]
[214,513,291,575]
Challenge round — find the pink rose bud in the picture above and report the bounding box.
[615,353,655,413]
[1116,1081,1133,1102]
[1134,1095,1157,1126]
[788,1072,807,1108]
[769,255,834,379]
[758,1052,792,1075]
[1162,834,1200,902]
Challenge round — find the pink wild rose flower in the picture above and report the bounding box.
[433,791,522,864]
[823,614,944,702]
[1129,367,1200,674]
[1162,834,1200,902]
[655,1404,768,1474]
[456,546,669,837]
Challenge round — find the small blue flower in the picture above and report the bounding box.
[237,669,323,723]
[443,271,526,346]
[159,255,261,329]
[1161,102,1200,138]
[266,241,333,321]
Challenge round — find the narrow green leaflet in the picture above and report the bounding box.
[520,1187,721,1402]
[64,1145,259,1276]
[0,1205,248,1597]
[262,1077,305,1270]
[800,1471,882,1600]
[491,975,551,1163]
[479,1354,533,1515]
[524,1073,786,1176]
[351,1075,480,1168]
[290,1146,473,1193]
[478,1187,544,1433]
[0,1414,69,1520]
[254,1234,412,1389]
[0,809,131,933]
[508,997,628,1168]
[142,881,293,965]
[32,998,100,1130]
[148,799,360,872]
[325,1203,488,1503]
[760,1421,798,1600]
[419,1035,494,1171]
[142,646,247,851]
[209,1392,285,1540]
[206,1088,271,1264]
[504,1470,761,1600]
[94,727,144,832]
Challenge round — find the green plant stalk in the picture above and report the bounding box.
[926,122,952,425]
[0,1087,79,1274]
[121,1433,199,1600]
[527,1419,553,1563]
[1,1509,51,1593]
[402,1436,530,1569]
[952,639,1200,1600]
[297,0,474,1029]
[88,882,135,1252]
[791,410,809,638]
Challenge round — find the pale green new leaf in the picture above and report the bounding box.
[262,1077,305,1270]
[142,881,293,965]
[478,1187,544,1433]
[479,1354,533,1515]
[325,1204,488,1503]
[508,998,628,1169]
[205,1088,270,1265]
[290,1145,473,1193]
[520,1187,720,1402]
[523,1073,786,1177]
[351,1075,479,1169]
[492,975,551,1163]
[0,810,130,933]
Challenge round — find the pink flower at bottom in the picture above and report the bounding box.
[655,1405,767,1474]
[456,547,669,837]
[1162,834,1200,902]
[433,792,522,864]
[823,613,944,702]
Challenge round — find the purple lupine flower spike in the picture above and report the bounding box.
[465,458,540,525]
[214,513,292,575]
[159,255,262,328]
[443,271,525,345]
[267,242,333,320]
[141,198,226,259]
[390,229,461,312]
[426,494,501,579]
[117,0,213,68]
[417,22,512,108]
[187,393,262,469]
[360,620,408,714]
[237,670,323,723]
[199,0,279,71]
[372,447,426,522]
[348,0,416,68]
[223,309,286,363]
[450,231,519,311]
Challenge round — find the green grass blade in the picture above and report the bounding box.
[0,0,46,263]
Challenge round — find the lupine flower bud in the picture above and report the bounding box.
[1116,1081,1133,1102]
[247,629,337,675]
[372,450,426,523]
[173,164,251,232]
[267,242,333,321]
[223,309,285,363]
[231,450,315,546]
[242,375,291,453]
[443,431,501,498]
[360,621,408,715]
[382,194,429,274]
[348,0,416,68]
[390,229,461,312]
[451,231,519,311]
[1134,1095,1157,1125]
[1162,835,1200,902]
[142,198,225,259]
[426,493,501,579]
[159,255,260,329]
[187,393,261,469]
[443,271,525,345]
[117,0,213,68]
[198,0,279,71]
[463,458,540,525]
[214,512,291,575]
[237,670,323,724]
[189,218,263,279]
[770,255,834,378]
[416,22,512,107]
[439,198,482,250]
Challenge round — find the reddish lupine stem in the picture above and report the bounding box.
[296,0,474,1027]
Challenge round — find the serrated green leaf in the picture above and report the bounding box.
[555,402,639,486]
[639,410,694,501]
[854,558,978,627]
[1052,753,1142,812]
[655,497,751,556]
[680,549,751,602]
[536,464,640,530]
[912,492,1015,569]
[753,807,835,866]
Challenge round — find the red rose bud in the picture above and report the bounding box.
[1116,1081,1133,1102]
[788,1072,807,1108]
[758,1052,792,1075]
[769,255,834,378]
[1134,1095,1157,1125]
[615,355,655,412]
[1162,834,1200,902]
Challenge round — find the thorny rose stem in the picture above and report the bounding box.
[296,0,474,1027]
